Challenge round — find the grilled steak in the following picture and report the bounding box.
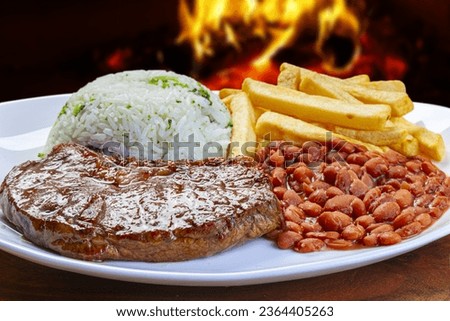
[0,143,281,262]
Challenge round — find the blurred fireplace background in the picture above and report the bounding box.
[0,0,449,107]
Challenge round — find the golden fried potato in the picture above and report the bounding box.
[255,111,385,153]
[340,83,413,117]
[280,63,369,84]
[391,117,445,161]
[333,124,408,146]
[360,80,406,92]
[281,63,412,117]
[243,78,391,131]
[388,134,420,157]
[228,92,257,158]
[299,73,361,103]
[343,74,371,84]
[277,66,300,89]
[219,88,241,99]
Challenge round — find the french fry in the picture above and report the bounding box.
[360,80,406,92]
[219,88,241,99]
[299,72,362,104]
[280,63,370,84]
[228,92,257,158]
[281,63,412,117]
[277,66,300,89]
[343,74,371,84]
[255,111,385,153]
[242,78,391,131]
[333,123,408,146]
[391,117,445,161]
[388,134,420,157]
[339,82,413,117]
[254,106,268,120]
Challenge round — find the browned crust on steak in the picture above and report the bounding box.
[0,143,281,262]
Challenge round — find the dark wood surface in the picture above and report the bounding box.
[1,234,449,301]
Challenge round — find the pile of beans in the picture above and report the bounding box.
[257,139,450,253]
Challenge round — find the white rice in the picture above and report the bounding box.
[44,70,232,160]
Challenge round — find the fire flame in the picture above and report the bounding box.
[177,0,363,88]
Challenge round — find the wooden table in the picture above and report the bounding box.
[1,235,449,300]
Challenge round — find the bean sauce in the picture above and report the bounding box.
[258,139,450,252]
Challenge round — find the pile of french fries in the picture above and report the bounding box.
[221,62,446,161]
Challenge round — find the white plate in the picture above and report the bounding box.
[0,95,449,286]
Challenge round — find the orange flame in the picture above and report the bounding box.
[177,0,362,87]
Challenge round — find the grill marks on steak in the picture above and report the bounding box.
[0,143,281,262]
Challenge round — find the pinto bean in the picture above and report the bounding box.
[388,165,407,179]
[325,239,354,249]
[277,231,303,249]
[392,208,416,229]
[351,197,367,217]
[409,181,424,197]
[383,148,408,164]
[269,149,285,167]
[393,189,414,208]
[395,221,423,238]
[323,194,366,217]
[293,165,314,184]
[299,201,322,217]
[323,166,338,185]
[428,207,444,219]
[335,168,352,193]
[425,177,443,194]
[421,161,438,175]
[308,189,328,206]
[405,160,421,173]
[354,215,376,228]
[285,221,303,233]
[310,180,331,190]
[303,146,323,163]
[378,231,402,245]
[415,194,434,207]
[284,205,305,224]
[301,221,323,233]
[349,164,362,177]
[341,224,365,241]
[305,231,340,240]
[385,179,402,190]
[362,233,379,246]
[302,141,322,152]
[273,186,287,200]
[326,186,344,198]
[430,196,449,211]
[298,153,314,164]
[365,157,388,178]
[368,193,396,213]
[361,172,375,188]
[367,223,394,234]
[271,167,287,186]
[337,140,356,154]
[283,145,302,161]
[363,187,381,209]
[324,194,354,215]
[346,153,370,166]
[349,179,369,199]
[415,213,432,228]
[295,238,325,253]
[286,162,301,174]
[317,211,353,232]
[282,190,303,206]
[372,202,401,222]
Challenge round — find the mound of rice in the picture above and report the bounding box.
[44,70,232,160]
